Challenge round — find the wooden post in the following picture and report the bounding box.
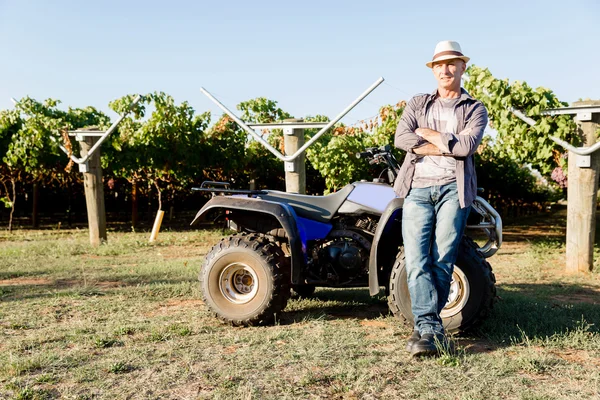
[32,182,39,228]
[283,118,306,194]
[79,137,107,246]
[131,180,138,229]
[566,100,600,273]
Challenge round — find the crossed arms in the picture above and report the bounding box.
[413,128,447,156]
[394,97,488,157]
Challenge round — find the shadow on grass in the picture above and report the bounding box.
[3,276,599,354]
[0,278,197,302]
[500,204,600,246]
[280,283,600,354]
[475,282,600,345]
[0,270,56,281]
[281,288,389,325]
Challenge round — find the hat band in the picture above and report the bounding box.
[432,50,464,60]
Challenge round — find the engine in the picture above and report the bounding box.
[306,229,371,286]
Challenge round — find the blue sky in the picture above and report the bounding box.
[1,0,599,126]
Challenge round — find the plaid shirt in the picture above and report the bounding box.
[393,88,488,208]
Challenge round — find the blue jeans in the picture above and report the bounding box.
[401,182,470,335]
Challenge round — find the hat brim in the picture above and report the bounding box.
[426,55,470,68]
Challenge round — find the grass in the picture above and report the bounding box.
[1,209,599,399]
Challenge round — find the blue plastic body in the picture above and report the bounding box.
[271,204,332,260]
[294,215,332,259]
[296,216,333,242]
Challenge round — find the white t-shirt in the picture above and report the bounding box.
[412,96,459,188]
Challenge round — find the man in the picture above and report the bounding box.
[394,40,488,357]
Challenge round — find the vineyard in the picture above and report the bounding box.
[0,66,583,230]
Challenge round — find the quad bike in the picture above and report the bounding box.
[192,146,502,333]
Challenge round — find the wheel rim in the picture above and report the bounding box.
[219,262,259,304]
[441,266,470,318]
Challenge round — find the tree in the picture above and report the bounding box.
[106,92,211,222]
[0,109,22,231]
[305,102,406,192]
[236,97,293,190]
[0,98,109,230]
[464,65,578,181]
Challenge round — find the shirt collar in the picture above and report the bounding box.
[430,88,474,103]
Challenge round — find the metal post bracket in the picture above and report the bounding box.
[549,137,600,157]
[10,95,141,170]
[284,161,296,172]
[78,162,90,173]
[576,112,592,122]
[200,77,385,162]
[64,95,142,166]
[575,154,591,168]
[507,105,600,158]
[541,105,600,118]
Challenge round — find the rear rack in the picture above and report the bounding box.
[192,181,267,196]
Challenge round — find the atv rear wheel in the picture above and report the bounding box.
[200,233,290,326]
[387,237,496,334]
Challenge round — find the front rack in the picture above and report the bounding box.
[466,196,503,258]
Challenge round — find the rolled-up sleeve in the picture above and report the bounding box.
[395,98,426,153]
[439,102,488,157]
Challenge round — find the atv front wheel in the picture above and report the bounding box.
[387,237,496,334]
[200,234,290,326]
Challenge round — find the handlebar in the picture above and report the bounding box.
[355,145,392,160]
[355,145,400,184]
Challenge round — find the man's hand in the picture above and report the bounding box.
[415,128,449,153]
[413,143,443,156]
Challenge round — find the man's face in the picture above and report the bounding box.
[432,59,466,90]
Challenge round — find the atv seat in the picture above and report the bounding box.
[258,184,355,223]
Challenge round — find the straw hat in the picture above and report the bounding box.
[426,41,470,68]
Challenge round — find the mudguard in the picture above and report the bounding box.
[191,196,306,284]
[368,198,404,296]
